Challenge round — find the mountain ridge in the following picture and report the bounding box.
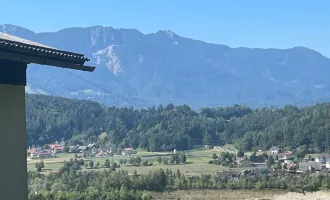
[1,24,330,109]
[3,24,325,56]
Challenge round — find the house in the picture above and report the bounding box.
[315,155,330,164]
[216,171,239,181]
[252,163,268,170]
[121,148,135,156]
[87,143,95,149]
[31,150,53,159]
[53,146,63,153]
[95,151,108,158]
[315,157,323,163]
[285,162,297,170]
[69,146,79,153]
[237,158,252,168]
[27,147,42,155]
[78,146,88,152]
[269,146,282,154]
[48,144,63,153]
[283,159,296,170]
[298,161,322,172]
[325,158,330,169]
[107,148,118,154]
[277,153,293,160]
[68,145,88,153]
[77,152,85,158]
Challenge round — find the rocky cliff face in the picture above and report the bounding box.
[1,24,330,108]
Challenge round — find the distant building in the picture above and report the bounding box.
[277,153,293,160]
[77,152,85,158]
[78,146,88,152]
[315,157,323,163]
[315,155,330,164]
[69,145,88,153]
[269,146,282,154]
[252,163,268,170]
[237,158,253,168]
[31,150,53,159]
[121,148,135,156]
[216,171,239,181]
[95,151,108,158]
[298,161,322,172]
[326,158,330,169]
[27,147,42,155]
[48,144,63,153]
[69,146,78,153]
[107,148,118,154]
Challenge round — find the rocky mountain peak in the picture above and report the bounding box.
[1,24,330,108]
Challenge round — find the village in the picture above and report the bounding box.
[216,145,330,181]
[27,140,137,160]
[26,140,330,181]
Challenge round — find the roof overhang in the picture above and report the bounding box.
[0,32,95,72]
[0,50,95,72]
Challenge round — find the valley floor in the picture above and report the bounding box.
[152,190,330,200]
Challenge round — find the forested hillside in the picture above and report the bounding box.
[26,94,330,152]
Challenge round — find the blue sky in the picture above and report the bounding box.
[1,0,330,57]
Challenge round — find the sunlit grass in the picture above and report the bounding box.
[27,146,239,175]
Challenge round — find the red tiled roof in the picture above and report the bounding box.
[27,148,41,154]
[53,146,63,150]
[48,144,62,149]
[286,163,295,169]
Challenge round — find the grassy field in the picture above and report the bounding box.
[27,146,239,175]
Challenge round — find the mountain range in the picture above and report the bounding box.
[1,24,330,109]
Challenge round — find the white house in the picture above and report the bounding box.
[269,146,282,154]
[31,150,54,159]
[121,148,135,156]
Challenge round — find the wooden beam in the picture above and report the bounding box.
[0,51,95,72]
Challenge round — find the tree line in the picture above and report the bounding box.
[26,94,330,152]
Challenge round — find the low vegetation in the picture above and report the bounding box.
[28,158,330,200]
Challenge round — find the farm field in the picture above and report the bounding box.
[152,190,330,200]
[27,145,239,175]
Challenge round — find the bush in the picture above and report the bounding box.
[141,191,152,200]
[143,160,149,166]
[104,159,111,168]
[163,157,169,165]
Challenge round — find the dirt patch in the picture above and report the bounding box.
[272,191,330,200]
[152,190,330,200]
[152,189,284,200]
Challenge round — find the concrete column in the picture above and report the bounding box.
[0,59,28,200]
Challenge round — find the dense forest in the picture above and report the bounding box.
[26,94,330,152]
